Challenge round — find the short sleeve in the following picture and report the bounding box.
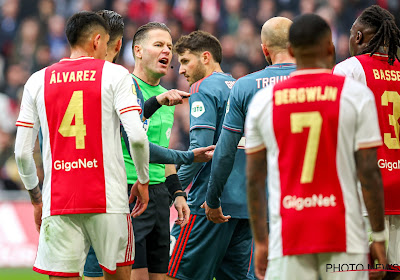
[223,82,245,134]
[114,72,142,116]
[353,82,382,150]
[16,75,40,130]
[245,87,272,153]
[189,85,217,131]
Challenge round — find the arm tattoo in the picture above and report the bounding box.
[28,185,42,205]
[355,148,385,232]
[246,149,268,243]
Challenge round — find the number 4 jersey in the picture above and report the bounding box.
[245,69,382,259]
[334,54,400,215]
[16,57,142,218]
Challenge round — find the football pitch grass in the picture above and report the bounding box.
[0,268,47,280]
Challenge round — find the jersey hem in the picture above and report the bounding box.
[358,140,383,149]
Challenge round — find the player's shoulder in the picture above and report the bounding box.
[103,61,130,75]
[191,72,235,95]
[341,75,374,104]
[26,67,47,89]
[334,56,363,74]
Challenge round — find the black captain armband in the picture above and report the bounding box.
[165,173,183,197]
[143,95,162,119]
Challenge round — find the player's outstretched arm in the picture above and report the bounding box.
[246,148,268,280]
[156,89,190,106]
[177,128,215,189]
[355,148,386,280]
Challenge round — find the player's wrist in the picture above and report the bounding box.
[371,229,386,242]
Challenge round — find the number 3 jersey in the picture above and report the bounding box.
[334,54,400,215]
[245,69,382,258]
[16,57,142,218]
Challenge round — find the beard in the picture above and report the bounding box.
[189,62,207,85]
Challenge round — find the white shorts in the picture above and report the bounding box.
[33,213,134,277]
[266,252,368,280]
[365,215,400,264]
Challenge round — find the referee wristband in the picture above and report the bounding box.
[143,96,162,119]
[165,174,182,197]
[371,230,386,242]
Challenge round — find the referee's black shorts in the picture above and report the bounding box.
[129,183,170,273]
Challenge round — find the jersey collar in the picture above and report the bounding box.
[290,68,332,77]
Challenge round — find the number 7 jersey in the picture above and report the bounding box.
[16,57,142,218]
[245,69,382,258]
[334,54,400,215]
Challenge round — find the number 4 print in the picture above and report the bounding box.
[290,112,322,184]
[58,90,87,149]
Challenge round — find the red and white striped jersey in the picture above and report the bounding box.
[16,57,142,218]
[245,69,382,259]
[334,54,400,215]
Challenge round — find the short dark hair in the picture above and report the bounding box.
[66,11,110,47]
[174,30,222,64]
[96,10,124,43]
[289,14,331,48]
[132,22,171,53]
[358,5,400,65]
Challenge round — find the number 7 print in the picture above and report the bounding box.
[290,111,322,184]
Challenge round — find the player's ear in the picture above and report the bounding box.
[356,31,363,45]
[115,38,123,53]
[134,45,143,59]
[201,51,211,64]
[93,33,101,51]
[261,44,269,57]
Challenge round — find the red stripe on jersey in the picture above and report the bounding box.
[33,267,79,277]
[119,105,142,115]
[173,215,196,277]
[44,59,107,215]
[356,54,400,215]
[273,73,346,255]
[16,121,34,127]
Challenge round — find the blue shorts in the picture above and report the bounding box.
[168,214,255,280]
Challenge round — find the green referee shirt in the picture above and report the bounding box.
[122,75,175,185]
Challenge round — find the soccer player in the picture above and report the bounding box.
[246,14,386,280]
[14,11,149,279]
[167,31,251,280]
[83,12,213,280]
[204,17,295,222]
[333,8,400,279]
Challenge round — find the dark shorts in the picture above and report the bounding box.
[83,183,170,277]
[168,214,255,280]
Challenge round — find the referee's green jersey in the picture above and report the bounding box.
[122,75,175,185]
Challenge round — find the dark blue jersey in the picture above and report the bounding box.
[177,72,241,216]
[206,63,296,218]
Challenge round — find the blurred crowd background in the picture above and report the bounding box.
[0,0,398,191]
